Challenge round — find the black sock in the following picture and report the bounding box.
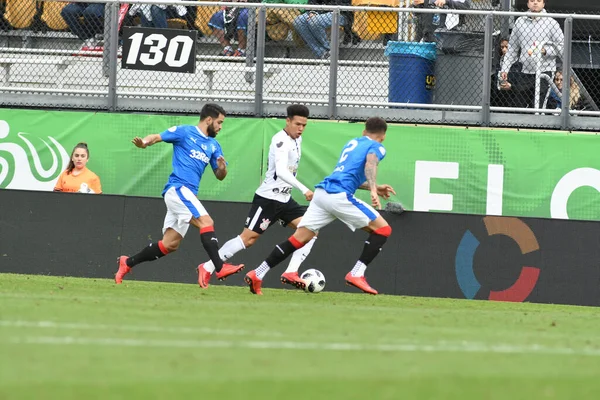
[358,233,388,266]
[126,241,168,267]
[200,228,223,273]
[265,238,301,270]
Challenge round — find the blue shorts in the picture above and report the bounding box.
[208,8,249,31]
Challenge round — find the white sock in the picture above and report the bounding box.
[350,261,367,277]
[255,262,270,280]
[285,236,317,273]
[203,235,246,274]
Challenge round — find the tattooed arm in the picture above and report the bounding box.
[364,153,381,209]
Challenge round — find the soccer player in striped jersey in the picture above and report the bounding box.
[245,117,395,295]
[114,103,244,284]
[196,104,316,290]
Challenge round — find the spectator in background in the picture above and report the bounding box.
[54,143,102,194]
[492,37,521,107]
[546,71,588,111]
[128,3,188,29]
[209,0,249,57]
[412,0,471,43]
[61,2,105,48]
[262,0,307,43]
[292,0,355,59]
[500,0,564,109]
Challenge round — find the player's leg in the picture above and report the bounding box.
[189,211,244,282]
[245,190,334,294]
[278,199,318,288]
[115,187,189,284]
[197,195,277,288]
[333,193,391,295]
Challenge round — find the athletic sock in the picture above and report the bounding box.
[285,236,317,273]
[203,235,246,274]
[200,226,223,273]
[257,236,304,276]
[255,262,270,280]
[356,226,392,267]
[126,241,168,267]
[350,261,367,277]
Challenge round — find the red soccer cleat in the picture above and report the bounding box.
[197,263,211,289]
[215,263,244,281]
[280,271,306,290]
[244,270,263,295]
[115,256,131,284]
[345,272,378,295]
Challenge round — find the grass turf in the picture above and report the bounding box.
[0,273,599,399]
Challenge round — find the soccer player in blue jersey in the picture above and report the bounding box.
[244,117,396,295]
[115,103,244,284]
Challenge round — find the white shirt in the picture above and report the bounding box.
[255,129,310,203]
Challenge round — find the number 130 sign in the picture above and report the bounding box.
[121,27,197,73]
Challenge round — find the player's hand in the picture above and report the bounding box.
[500,72,508,82]
[132,137,147,149]
[371,190,382,210]
[376,184,396,200]
[434,0,446,7]
[304,190,314,201]
[216,156,227,170]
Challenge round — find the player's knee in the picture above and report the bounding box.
[374,225,392,237]
[240,230,259,248]
[198,215,214,228]
[163,241,180,253]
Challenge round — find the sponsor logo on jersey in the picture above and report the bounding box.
[189,149,210,163]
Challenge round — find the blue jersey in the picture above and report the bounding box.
[316,136,386,194]
[160,125,224,196]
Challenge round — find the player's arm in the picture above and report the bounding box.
[274,145,313,200]
[213,156,227,181]
[362,153,383,209]
[132,134,163,149]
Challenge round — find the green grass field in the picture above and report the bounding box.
[0,273,599,399]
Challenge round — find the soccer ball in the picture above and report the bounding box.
[300,269,326,293]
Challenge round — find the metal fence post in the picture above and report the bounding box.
[500,0,511,39]
[255,7,267,117]
[481,14,493,127]
[102,2,115,78]
[107,1,120,112]
[246,6,256,87]
[561,17,573,131]
[328,9,340,119]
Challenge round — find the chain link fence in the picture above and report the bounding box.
[1,0,599,130]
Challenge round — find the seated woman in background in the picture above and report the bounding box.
[546,71,588,111]
[54,143,102,194]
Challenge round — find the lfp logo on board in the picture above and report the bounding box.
[455,216,540,302]
[0,120,69,191]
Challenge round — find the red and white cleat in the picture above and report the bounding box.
[115,256,131,284]
[344,272,378,295]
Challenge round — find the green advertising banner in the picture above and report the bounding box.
[1,108,599,220]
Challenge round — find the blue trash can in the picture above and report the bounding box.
[384,41,437,104]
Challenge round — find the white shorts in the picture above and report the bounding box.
[298,188,380,232]
[162,186,208,237]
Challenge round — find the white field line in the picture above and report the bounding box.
[8,335,600,357]
[0,320,284,338]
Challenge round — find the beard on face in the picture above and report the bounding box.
[207,123,217,138]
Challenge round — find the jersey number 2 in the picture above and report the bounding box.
[338,140,358,163]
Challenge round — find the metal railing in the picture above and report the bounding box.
[1,0,599,131]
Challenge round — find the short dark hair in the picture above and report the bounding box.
[287,104,310,119]
[200,103,226,120]
[365,117,387,134]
